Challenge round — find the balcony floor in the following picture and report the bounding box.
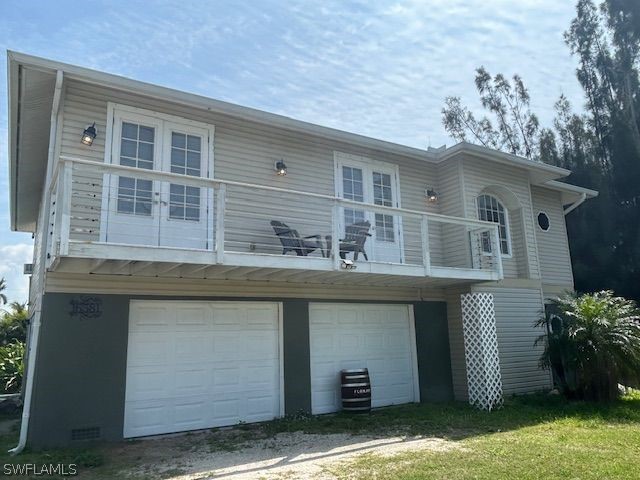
[50,241,500,289]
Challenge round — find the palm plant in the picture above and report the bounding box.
[536,291,640,401]
[0,302,28,346]
[0,340,25,393]
[0,278,7,305]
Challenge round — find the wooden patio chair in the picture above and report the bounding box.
[270,220,325,257]
[339,220,372,261]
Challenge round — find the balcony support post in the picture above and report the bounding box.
[215,184,226,264]
[332,202,340,271]
[421,215,431,276]
[58,160,72,256]
[490,225,504,278]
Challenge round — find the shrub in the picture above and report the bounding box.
[0,340,25,394]
[536,291,640,401]
[0,302,28,346]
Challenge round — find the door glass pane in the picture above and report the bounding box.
[372,171,394,242]
[169,131,202,221]
[342,166,365,227]
[117,121,155,216]
[168,184,201,221]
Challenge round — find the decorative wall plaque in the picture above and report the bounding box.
[69,296,103,320]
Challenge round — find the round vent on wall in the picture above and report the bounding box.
[537,212,550,231]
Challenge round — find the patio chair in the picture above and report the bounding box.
[339,220,372,261]
[270,220,325,257]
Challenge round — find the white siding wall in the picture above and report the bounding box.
[531,186,574,289]
[28,199,46,313]
[436,160,470,269]
[59,80,446,264]
[471,285,552,394]
[462,155,540,279]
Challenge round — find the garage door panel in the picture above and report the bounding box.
[129,305,173,331]
[364,333,384,348]
[175,310,209,330]
[309,303,417,414]
[127,333,172,366]
[125,368,172,401]
[212,334,241,357]
[124,401,169,436]
[174,368,209,393]
[125,301,281,438]
[337,309,360,325]
[245,332,278,359]
[174,334,210,362]
[212,307,243,325]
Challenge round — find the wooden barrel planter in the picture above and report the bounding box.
[340,368,371,413]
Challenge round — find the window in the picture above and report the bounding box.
[537,212,550,231]
[372,171,395,242]
[477,194,510,255]
[169,132,202,221]
[117,121,155,216]
[342,166,366,226]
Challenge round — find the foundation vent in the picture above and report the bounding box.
[71,426,101,441]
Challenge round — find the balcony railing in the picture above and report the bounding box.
[47,155,503,281]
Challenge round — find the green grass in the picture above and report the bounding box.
[0,392,639,479]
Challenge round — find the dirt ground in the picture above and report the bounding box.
[111,430,460,479]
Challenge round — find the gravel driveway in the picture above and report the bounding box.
[115,430,459,479]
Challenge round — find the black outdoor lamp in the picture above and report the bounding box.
[81,123,97,146]
[426,188,439,203]
[275,159,287,176]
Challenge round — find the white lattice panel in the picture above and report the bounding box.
[461,293,503,410]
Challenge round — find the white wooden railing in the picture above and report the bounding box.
[48,155,504,279]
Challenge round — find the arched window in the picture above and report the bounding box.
[477,194,511,255]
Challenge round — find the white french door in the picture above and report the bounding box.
[335,154,403,263]
[103,106,214,250]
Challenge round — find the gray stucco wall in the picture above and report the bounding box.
[414,302,454,402]
[28,293,130,448]
[283,300,311,414]
[27,294,450,448]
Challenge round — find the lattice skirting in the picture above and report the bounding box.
[461,293,503,411]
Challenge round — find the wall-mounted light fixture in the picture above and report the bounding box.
[341,258,357,270]
[426,188,439,203]
[81,123,98,146]
[275,159,287,176]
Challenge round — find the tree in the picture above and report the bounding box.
[442,67,541,160]
[536,291,640,400]
[0,278,7,305]
[441,0,640,301]
[564,0,640,301]
[0,302,29,346]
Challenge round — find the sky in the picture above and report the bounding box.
[0,0,585,304]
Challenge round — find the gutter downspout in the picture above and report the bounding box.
[563,193,587,216]
[10,69,64,455]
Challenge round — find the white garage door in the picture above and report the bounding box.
[309,303,418,414]
[124,301,281,438]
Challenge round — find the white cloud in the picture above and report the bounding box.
[0,243,34,304]
[0,0,584,149]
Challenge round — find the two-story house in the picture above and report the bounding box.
[6,52,597,449]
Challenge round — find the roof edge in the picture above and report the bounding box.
[541,180,599,198]
[7,52,20,231]
[7,50,440,164]
[436,142,572,180]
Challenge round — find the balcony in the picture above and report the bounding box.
[46,156,504,288]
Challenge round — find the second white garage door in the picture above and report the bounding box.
[309,303,418,414]
[124,301,281,438]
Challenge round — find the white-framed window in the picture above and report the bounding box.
[477,194,511,256]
